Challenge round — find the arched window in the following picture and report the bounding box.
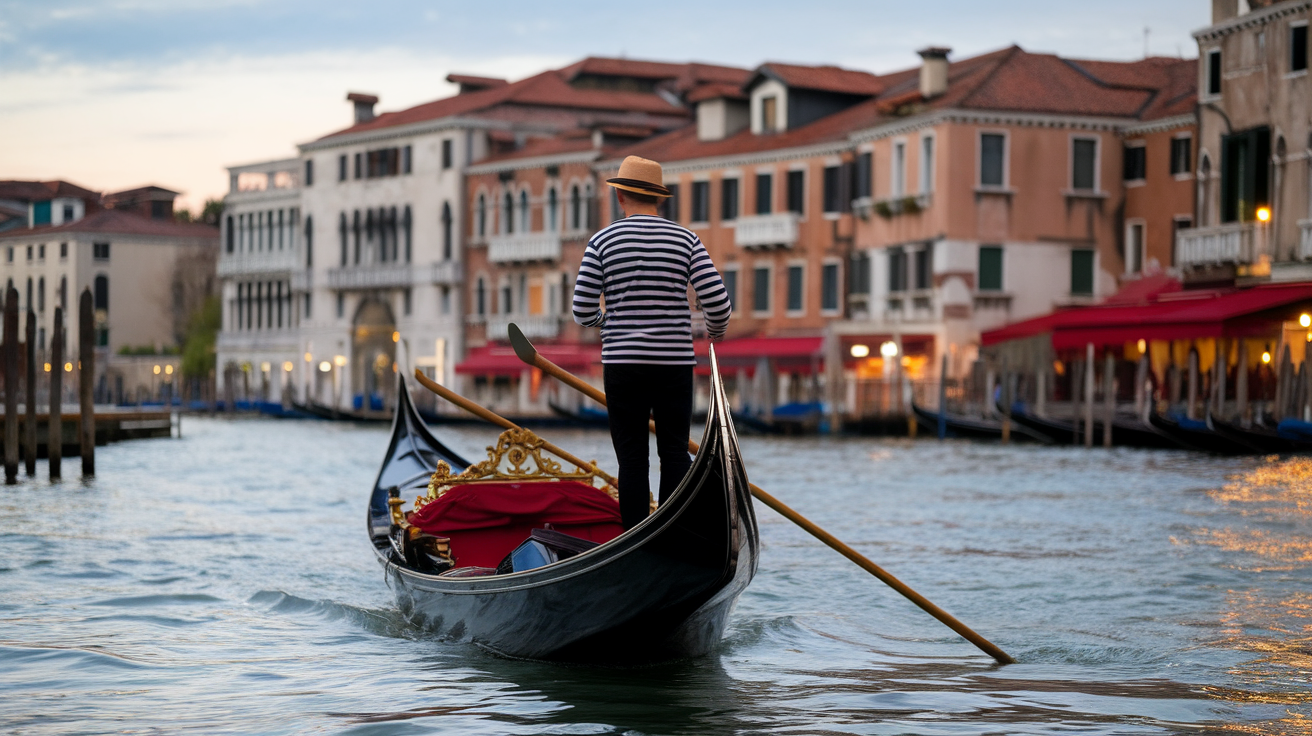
[225,215,234,253]
[502,191,514,234]
[500,279,513,315]
[25,277,32,312]
[475,276,486,316]
[93,275,108,312]
[569,184,580,230]
[441,202,453,261]
[583,183,594,229]
[338,212,348,266]
[476,193,486,237]
[352,210,361,264]
[518,189,530,233]
[403,205,413,263]
[365,209,376,262]
[389,206,398,262]
[548,187,558,232]
[37,277,44,312]
[304,215,313,268]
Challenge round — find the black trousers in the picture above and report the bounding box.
[603,363,693,530]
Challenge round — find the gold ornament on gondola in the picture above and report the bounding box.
[414,427,615,513]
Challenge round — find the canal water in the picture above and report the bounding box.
[2,416,1310,735]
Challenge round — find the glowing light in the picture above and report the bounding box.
[1262,351,1272,364]
[318,361,331,373]
[333,354,348,367]
[43,362,50,372]
[879,341,899,358]
[850,344,870,358]
[282,361,294,372]
[64,363,72,372]
[1137,339,1147,354]
[164,364,173,375]
[1300,313,1310,328]
[304,352,312,362]
[260,361,271,373]
[153,365,161,375]
[392,331,400,343]
[1256,206,1271,222]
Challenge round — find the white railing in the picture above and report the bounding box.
[217,250,301,277]
[1299,219,1312,261]
[429,260,463,285]
[326,264,414,290]
[488,233,562,263]
[734,212,799,248]
[1176,223,1257,268]
[486,314,560,341]
[290,268,312,292]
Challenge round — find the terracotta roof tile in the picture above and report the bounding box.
[756,63,883,96]
[3,209,218,240]
[0,180,101,203]
[687,82,748,103]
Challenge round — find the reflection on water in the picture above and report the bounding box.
[2,418,1312,734]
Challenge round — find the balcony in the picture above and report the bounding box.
[290,268,312,292]
[1176,223,1260,269]
[430,260,463,285]
[486,314,560,341]
[488,233,562,263]
[326,263,415,290]
[217,250,301,277]
[1299,220,1312,261]
[734,212,799,249]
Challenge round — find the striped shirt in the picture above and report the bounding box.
[573,214,731,365]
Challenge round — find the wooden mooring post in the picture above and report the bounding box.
[24,309,36,476]
[1083,343,1095,448]
[1102,349,1114,448]
[79,289,94,477]
[49,307,62,480]
[3,288,17,483]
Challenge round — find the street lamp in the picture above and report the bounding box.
[850,344,870,358]
[879,341,899,358]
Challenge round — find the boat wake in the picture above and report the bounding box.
[248,590,415,638]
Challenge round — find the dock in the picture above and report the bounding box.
[0,407,175,457]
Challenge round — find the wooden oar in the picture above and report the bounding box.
[412,370,619,492]
[507,323,1014,665]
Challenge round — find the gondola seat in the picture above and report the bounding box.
[408,480,623,569]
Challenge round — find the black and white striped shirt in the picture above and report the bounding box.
[573,214,731,365]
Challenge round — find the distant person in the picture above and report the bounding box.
[572,156,731,530]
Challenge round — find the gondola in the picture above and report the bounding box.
[1007,405,1185,449]
[367,349,758,663]
[1148,412,1260,455]
[1210,416,1302,453]
[910,402,1054,443]
[547,399,611,428]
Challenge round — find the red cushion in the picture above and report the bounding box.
[409,480,623,569]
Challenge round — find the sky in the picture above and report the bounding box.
[1,0,1209,213]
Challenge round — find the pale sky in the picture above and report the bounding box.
[1,0,1208,213]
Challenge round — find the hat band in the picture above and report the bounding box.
[606,177,672,197]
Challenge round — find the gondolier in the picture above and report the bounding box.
[573,155,732,529]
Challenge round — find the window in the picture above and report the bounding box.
[476,276,486,316]
[338,213,348,266]
[661,183,680,222]
[1123,144,1146,181]
[62,204,73,222]
[352,210,361,263]
[365,147,401,178]
[354,152,362,179]
[1220,126,1271,222]
[38,245,44,260]
[32,201,50,225]
[403,206,412,262]
[569,185,581,229]
[93,242,110,260]
[59,276,66,311]
[304,215,313,267]
[337,293,344,319]
[1125,221,1145,275]
[441,202,452,260]
[304,293,311,319]
[1207,49,1222,96]
[752,265,771,313]
[59,242,67,259]
[786,264,804,313]
[822,166,842,213]
[610,186,621,224]
[980,133,1006,187]
[920,135,935,194]
[721,178,739,221]
[1170,137,1192,175]
[978,246,1003,291]
[1293,24,1308,72]
[476,193,486,237]
[502,191,514,234]
[518,190,529,232]
[1071,249,1094,295]
[888,248,907,293]
[914,246,931,290]
[403,288,412,316]
[850,251,870,296]
[1171,217,1193,267]
[547,188,558,231]
[442,139,453,170]
[821,262,840,313]
[1072,138,1098,191]
[93,274,108,311]
[892,141,906,196]
[761,96,778,133]
[26,246,32,261]
[402,145,412,174]
[501,281,513,314]
[723,267,738,313]
[338,154,347,182]
[305,159,314,186]
[225,215,234,253]
[786,170,804,214]
[755,173,772,215]
[855,152,872,199]
[690,181,710,223]
[5,247,11,262]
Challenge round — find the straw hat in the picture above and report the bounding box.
[605,156,672,198]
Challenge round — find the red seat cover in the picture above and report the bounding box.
[408,480,623,569]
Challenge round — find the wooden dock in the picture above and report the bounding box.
[0,408,174,458]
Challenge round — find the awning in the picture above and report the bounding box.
[982,281,1312,351]
[456,343,601,376]
[695,335,824,372]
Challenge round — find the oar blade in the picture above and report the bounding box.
[508,322,537,365]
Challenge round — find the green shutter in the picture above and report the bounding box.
[1070,249,1094,296]
[978,246,1003,291]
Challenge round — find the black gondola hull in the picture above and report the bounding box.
[1008,408,1185,449]
[369,353,758,663]
[1148,412,1259,455]
[911,403,1054,443]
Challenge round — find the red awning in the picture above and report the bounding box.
[982,282,1312,351]
[695,335,824,372]
[456,343,601,376]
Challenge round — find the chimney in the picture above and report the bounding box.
[346,92,379,124]
[917,47,951,99]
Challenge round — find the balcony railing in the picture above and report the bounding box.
[430,260,463,285]
[486,314,560,341]
[326,264,414,290]
[1299,220,1312,261]
[488,233,562,263]
[734,212,799,249]
[290,268,312,292]
[1176,223,1259,269]
[217,250,301,277]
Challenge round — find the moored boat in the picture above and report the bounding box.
[1007,406,1184,449]
[368,349,758,663]
[911,402,1054,443]
[1148,412,1260,455]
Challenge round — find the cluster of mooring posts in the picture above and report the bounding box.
[1,287,97,481]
